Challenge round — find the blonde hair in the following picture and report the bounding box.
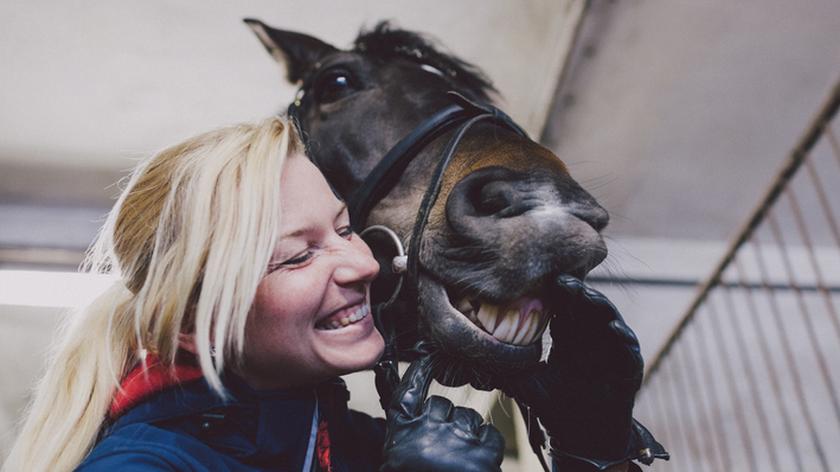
[3,116,299,472]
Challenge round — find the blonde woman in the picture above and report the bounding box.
[3,117,504,472]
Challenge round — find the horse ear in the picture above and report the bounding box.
[244,18,338,84]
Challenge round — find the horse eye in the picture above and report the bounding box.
[313,70,358,104]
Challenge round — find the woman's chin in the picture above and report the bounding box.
[314,316,385,375]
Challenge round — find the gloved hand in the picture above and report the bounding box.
[381,350,505,472]
[501,275,668,471]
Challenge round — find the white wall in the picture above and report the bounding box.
[0,0,580,172]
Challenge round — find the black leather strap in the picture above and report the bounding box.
[348,92,526,230]
[347,103,466,229]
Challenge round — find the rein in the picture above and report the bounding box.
[288,88,551,471]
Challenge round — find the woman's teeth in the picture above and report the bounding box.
[317,304,370,330]
[454,296,549,346]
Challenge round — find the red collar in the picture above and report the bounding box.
[109,353,203,419]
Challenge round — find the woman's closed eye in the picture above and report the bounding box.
[281,250,314,267]
[337,225,353,239]
[265,249,312,273]
[269,225,355,272]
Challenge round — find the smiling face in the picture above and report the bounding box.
[239,154,384,390]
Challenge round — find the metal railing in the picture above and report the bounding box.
[638,78,840,471]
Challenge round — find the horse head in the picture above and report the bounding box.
[246,20,609,386]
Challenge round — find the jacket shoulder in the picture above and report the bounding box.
[77,423,222,471]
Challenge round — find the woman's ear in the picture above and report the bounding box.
[178,332,198,355]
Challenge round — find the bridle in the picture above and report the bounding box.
[287,84,552,471]
[287,87,526,362]
[288,87,526,295]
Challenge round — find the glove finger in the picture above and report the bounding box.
[609,319,639,346]
[585,289,625,323]
[608,320,644,376]
[478,424,506,465]
[374,359,400,411]
[552,276,633,364]
[555,275,625,324]
[426,395,454,422]
[389,354,435,419]
[451,406,484,432]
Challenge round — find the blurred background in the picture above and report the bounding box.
[2,1,840,470]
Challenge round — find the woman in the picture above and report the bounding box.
[3,117,503,472]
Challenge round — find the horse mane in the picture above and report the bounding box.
[353,21,497,102]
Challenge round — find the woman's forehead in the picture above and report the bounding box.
[277,155,346,235]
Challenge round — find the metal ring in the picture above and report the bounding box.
[360,225,407,307]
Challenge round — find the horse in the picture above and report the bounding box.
[244,19,609,388]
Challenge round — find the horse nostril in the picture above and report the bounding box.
[472,180,517,216]
[451,167,531,219]
[446,167,530,236]
[574,205,610,232]
[592,208,609,232]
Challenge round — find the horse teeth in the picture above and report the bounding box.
[492,318,511,341]
[476,304,498,334]
[493,309,517,342]
[466,297,550,345]
[530,313,551,344]
[456,297,472,314]
[522,315,542,344]
[512,316,533,345]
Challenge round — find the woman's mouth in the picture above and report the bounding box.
[315,304,370,330]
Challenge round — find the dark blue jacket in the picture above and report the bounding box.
[77,375,386,471]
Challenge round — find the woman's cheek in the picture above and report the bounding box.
[257,271,323,324]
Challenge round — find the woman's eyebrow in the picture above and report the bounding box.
[277,203,349,241]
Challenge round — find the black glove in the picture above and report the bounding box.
[381,351,505,472]
[502,275,668,471]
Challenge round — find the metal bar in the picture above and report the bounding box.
[703,295,759,472]
[0,247,85,269]
[588,274,840,292]
[686,306,734,470]
[719,283,782,472]
[662,353,702,472]
[645,78,840,380]
[751,233,830,471]
[766,211,840,425]
[648,378,676,463]
[678,325,730,471]
[668,344,710,472]
[827,125,840,169]
[733,255,805,471]
[803,157,840,251]
[785,185,840,343]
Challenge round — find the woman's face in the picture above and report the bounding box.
[240,154,384,390]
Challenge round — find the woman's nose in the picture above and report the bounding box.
[333,237,380,286]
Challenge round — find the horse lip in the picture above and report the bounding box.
[416,274,542,367]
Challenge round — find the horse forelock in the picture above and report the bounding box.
[352,21,497,102]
